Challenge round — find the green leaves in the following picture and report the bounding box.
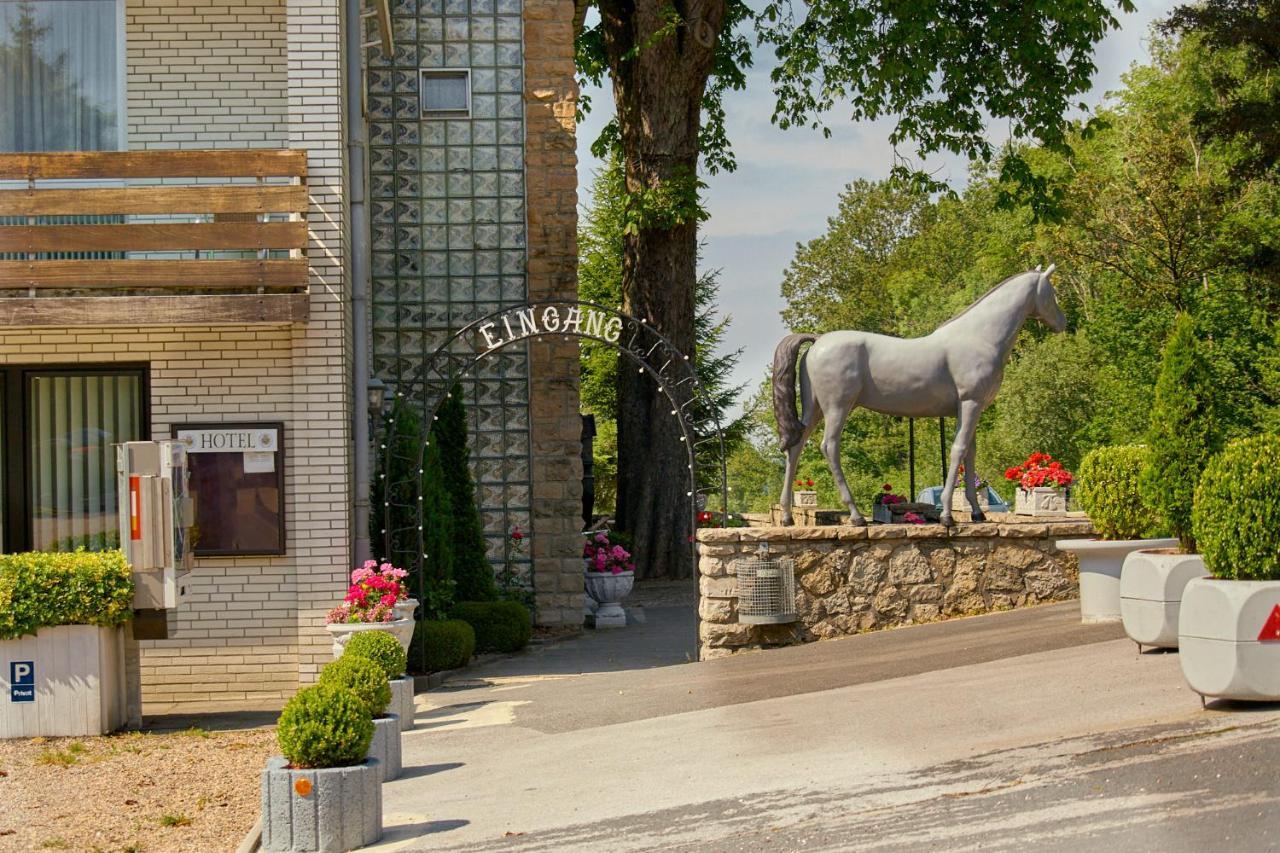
[342,629,407,680]
[1077,445,1162,541]
[0,550,133,640]
[276,685,374,769]
[1193,434,1280,581]
[317,654,392,718]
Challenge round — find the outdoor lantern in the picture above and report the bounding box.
[367,377,388,416]
[737,543,796,625]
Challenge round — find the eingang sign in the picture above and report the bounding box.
[474,304,624,352]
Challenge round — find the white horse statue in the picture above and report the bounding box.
[772,265,1067,526]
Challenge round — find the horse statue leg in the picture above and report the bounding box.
[820,399,866,526]
[940,401,983,527]
[779,438,803,526]
[963,439,986,523]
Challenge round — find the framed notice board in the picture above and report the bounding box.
[173,422,286,557]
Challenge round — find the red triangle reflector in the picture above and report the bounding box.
[1260,605,1280,643]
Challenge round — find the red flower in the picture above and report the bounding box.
[882,483,892,491]
[805,478,814,487]
[1004,466,1022,481]
[510,527,524,541]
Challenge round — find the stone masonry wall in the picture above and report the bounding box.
[697,520,1093,660]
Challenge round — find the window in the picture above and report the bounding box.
[421,69,470,117]
[0,0,124,151]
[1,365,147,553]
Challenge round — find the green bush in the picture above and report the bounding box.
[449,600,532,654]
[276,685,374,769]
[317,654,392,717]
[1141,314,1221,551]
[0,549,133,640]
[1193,435,1280,581]
[408,619,476,673]
[1077,445,1161,540]
[342,629,407,679]
[433,385,498,603]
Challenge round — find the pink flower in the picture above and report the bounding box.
[379,593,397,608]
[351,567,374,583]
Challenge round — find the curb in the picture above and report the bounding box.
[235,815,262,853]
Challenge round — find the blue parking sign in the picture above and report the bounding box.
[10,661,35,702]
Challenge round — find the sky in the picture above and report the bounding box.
[574,1,1179,414]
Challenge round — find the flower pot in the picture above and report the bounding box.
[0,624,127,737]
[1057,538,1179,623]
[393,597,418,627]
[792,490,818,507]
[584,570,634,629]
[261,756,381,851]
[367,714,402,782]
[389,676,414,732]
[1015,487,1069,516]
[1120,550,1206,649]
[1178,577,1280,702]
[325,619,414,659]
[949,490,990,512]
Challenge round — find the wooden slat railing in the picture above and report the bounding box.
[0,149,311,325]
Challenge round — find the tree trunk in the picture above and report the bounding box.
[598,0,724,579]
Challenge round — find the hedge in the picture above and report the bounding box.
[1192,434,1280,581]
[1077,445,1161,541]
[408,619,476,673]
[0,549,133,640]
[449,600,532,654]
[276,685,374,769]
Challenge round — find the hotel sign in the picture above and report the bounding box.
[175,427,278,453]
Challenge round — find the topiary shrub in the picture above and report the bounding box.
[317,654,392,717]
[0,549,133,640]
[1077,445,1162,541]
[432,385,498,603]
[342,629,407,679]
[408,619,476,673]
[449,600,532,654]
[1141,313,1221,551]
[276,684,374,768]
[1192,434,1280,581]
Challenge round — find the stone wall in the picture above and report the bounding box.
[696,520,1093,660]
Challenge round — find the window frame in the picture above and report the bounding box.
[420,68,472,118]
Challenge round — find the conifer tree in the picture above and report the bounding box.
[430,385,497,602]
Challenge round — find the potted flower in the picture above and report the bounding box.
[325,564,414,656]
[343,629,414,733]
[261,684,381,851]
[1179,434,1280,702]
[583,530,635,629]
[318,654,400,782]
[1057,446,1178,625]
[792,476,817,507]
[1006,453,1074,515]
[871,483,907,524]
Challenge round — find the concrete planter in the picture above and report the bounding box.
[324,620,413,659]
[1120,550,1206,649]
[1179,577,1280,702]
[0,624,126,737]
[1057,538,1179,623]
[389,677,414,731]
[584,570,634,628]
[367,714,402,782]
[792,490,818,507]
[261,756,381,852]
[1015,487,1069,516]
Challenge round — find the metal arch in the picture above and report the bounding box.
[373,300,731,583]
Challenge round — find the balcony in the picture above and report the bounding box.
[0,149,311,327]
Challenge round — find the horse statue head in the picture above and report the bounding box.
[1033,264,1067,333]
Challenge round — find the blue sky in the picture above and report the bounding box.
[575,1,1178,412]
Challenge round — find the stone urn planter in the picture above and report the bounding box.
[367,713,402,782]
[1120,550,1206,649]
[792,490,818,507]
[585,570,634,628]
[261,756,382,852]
[389,676,414,732]
[1057,537,1179,623]
[1179,577,1280,702]
[392,598,418,640]
[1015,487,1069,516]
[325,620,413,659]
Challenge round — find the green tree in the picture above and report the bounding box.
[430,386,496,603]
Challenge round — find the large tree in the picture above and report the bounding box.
[575,0,1134,576]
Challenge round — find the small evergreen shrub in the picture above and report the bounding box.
[449,600,532,654]
[1192,435,1280,581]
[408,619,476,673]
[317,654,392,717]
[0,549,133,640]
[1077,446,1161,540]
[433,385,498,603]
[342,629,407,679]
[276,684,374,768]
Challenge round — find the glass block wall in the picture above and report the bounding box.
[367,0,533,580]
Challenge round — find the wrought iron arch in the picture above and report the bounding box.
[374,299,730,585]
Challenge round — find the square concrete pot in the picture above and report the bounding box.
[389,677,414,731]
[261,756,381,851]
[1120,550,1206,649]
[0,624,127,737]
[1056,538,1179,623]
[792,490,818,507]
[1015,487,1069,516]
[367,714,401,782]
[1179,577,1280,702]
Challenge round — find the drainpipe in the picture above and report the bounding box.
[346,0,372,565]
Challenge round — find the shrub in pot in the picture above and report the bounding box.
[408,619,476,673]
[318,656,400,781]
[1058,446,1179,628]
[261,685,381,851]
[449,601,532,654]
[1179,435,1280,701]
[343,629,414,733]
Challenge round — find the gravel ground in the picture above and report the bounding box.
[0,726,275,852]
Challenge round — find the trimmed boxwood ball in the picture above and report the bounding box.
[450,600,532,654]
[317,654,392,717]
[1193,434,1280,581]
[276,684,374,768]
[408,619,476,672]
[1077,445,1161,541]
[343,628,407,679]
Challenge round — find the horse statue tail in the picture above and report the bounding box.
[772,333,818,451]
